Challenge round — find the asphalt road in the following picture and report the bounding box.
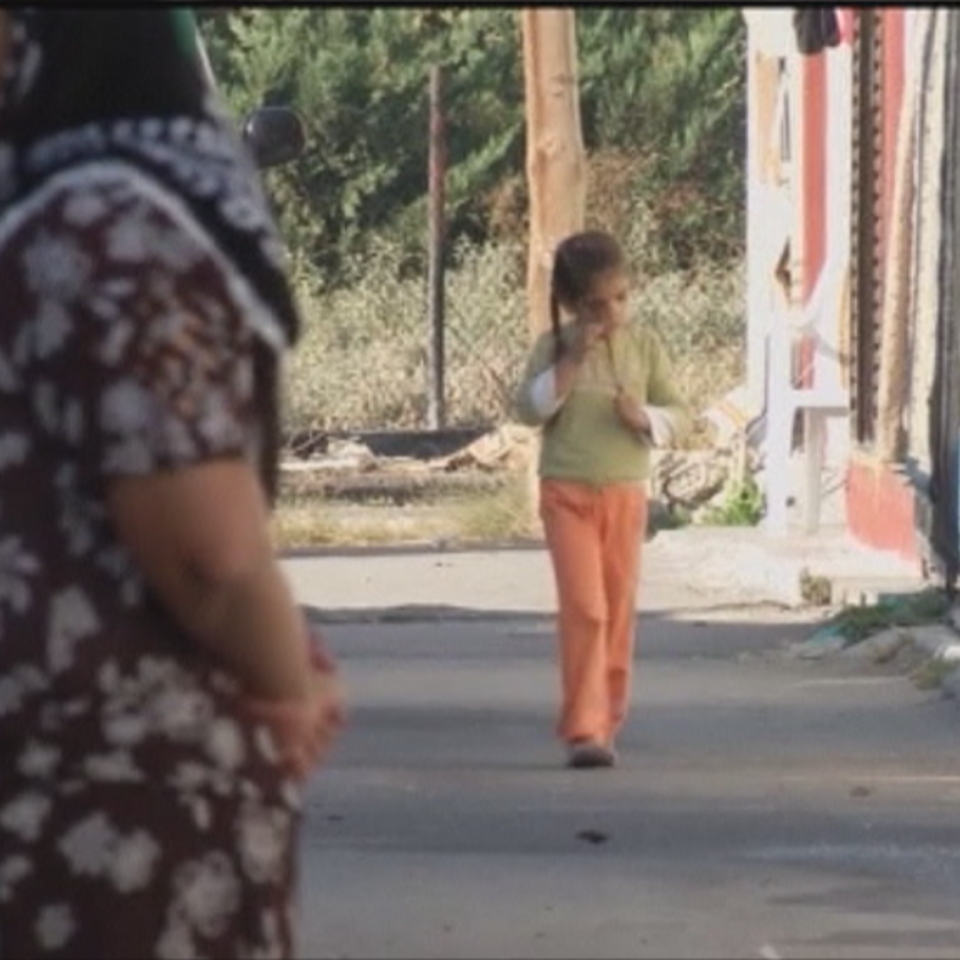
[293,601,960,960]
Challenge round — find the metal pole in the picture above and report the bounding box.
[426,64,446,429]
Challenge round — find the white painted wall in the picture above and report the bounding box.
[744,10,794,417]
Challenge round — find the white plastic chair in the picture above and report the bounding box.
[764,255,849,535]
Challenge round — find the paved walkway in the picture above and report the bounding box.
[297,570,960,960]
[282,525,925,623]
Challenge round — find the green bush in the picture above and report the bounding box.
[699,475,763,527]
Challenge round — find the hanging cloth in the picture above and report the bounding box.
[793,8,842,56]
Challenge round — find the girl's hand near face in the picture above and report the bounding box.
[554,321,605,399]
[568,319,606,363]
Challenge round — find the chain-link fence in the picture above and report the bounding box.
[282,238,745,447]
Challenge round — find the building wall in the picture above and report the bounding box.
[846,451,917,557]
[904,9,947,479]
[744,7,930,563]
[745,11,794,416]
[788,14,853,489]
[843,7,920,564]
[745,8,855,531]
[817,19,854,469]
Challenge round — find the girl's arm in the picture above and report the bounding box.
[515,324,602,425]
[515,333,558,425]
[614,330,691,446]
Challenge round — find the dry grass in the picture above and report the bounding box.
[446,473,539,543]
[282,238,745,440]
[283,238,528,436]
[641,262,745,412]
[271,472,538,551]
[271,497,451,550]
[275,236,745,549]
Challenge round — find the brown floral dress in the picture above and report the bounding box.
[0,165,303,959]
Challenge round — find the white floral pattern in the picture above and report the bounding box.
[0,169,302,956]
[54,463,101,558]
[205,718,246,773]
[0,791,52,842]
[237,802,291,885]
[0,348,21,393]
[84,751,144,783]
[0,533,40,626]
[171,852,241,939]
[47,586,101,674]
[0,433,29,470]
[22,229,93,302]
[156,913,198,960]
[57,812,119,877]
[108,830,161,894]
[35,903,77,951]
[0,666,47,719]
[17,740,61,780]
[0,855,33,904]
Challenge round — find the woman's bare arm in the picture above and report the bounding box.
[106,458,313,704]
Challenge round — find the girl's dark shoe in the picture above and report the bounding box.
[566,739,617,769]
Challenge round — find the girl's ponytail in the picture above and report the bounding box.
[550,290,564,362]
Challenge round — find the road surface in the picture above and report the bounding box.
[294,589,960,959]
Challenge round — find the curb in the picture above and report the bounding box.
[911,625,960,700]
[787,621,960,701]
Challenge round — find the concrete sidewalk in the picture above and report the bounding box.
[281,524,927,623]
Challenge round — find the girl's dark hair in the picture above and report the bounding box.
[549,230,626,361]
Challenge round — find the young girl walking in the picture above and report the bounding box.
[516,230,690,769]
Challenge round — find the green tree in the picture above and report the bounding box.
[199,8,525,286]
[577,7,746,269]
[197,7,746,284]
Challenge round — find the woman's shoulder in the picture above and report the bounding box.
[0,161,207,258]
[0,161,250,347]
[0,163,120,235]
[0,161,239,317]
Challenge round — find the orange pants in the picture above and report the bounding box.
[539,479,648,747]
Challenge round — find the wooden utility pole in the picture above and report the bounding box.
[521,8,586,339]
[520,9,586,529]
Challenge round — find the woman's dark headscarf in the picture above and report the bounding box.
[0,7,302,499]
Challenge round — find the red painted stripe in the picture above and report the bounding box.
[845,459,918,561]
[798,50,828,388]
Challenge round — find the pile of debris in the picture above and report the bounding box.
[280,420,762,517]
[278,425,532,503]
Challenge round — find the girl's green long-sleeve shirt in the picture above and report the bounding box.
[515,321,691,486]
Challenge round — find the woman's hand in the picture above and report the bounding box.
[243,625,346,781]
[243,666,346,781]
